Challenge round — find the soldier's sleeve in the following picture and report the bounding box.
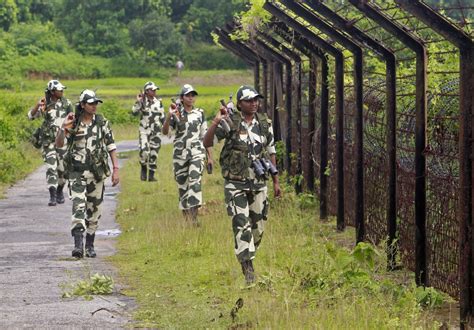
[103,120,117,152]
[27,108,41,120]
[159,101,166,125]
[214,122,229,142]
[131,102,141,115]
[266,119,276,155]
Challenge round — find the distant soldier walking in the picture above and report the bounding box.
[28,79,73,206]
[176,60,184,76]
[132,81,165,182]
[162,84,212,225]
[203,85,281,285]
[56,90,120,258]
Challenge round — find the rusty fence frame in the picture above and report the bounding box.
[216,0,474,326]
[271,21,330,221]
[264,0,347,231]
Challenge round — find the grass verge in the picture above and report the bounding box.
[0,142,43,198]
[111,144,450,328]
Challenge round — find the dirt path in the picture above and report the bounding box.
[0,140,147,328]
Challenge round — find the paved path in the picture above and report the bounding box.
[0,140,143,328]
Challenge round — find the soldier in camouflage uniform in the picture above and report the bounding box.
[132,81,165,182]
[56,90,120,258]
[28,80,73,206]
[203,85,281,284]
[162,84,213,225]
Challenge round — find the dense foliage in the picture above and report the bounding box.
[0,0,249,86]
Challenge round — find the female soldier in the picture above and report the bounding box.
[162,84,212,226]
[55,90,119,258]
[203,85,281,284]
[28,79,73,206]
[131,81,165,182]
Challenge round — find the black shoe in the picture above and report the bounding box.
[48,187,57,206]
[71,226,84,258]
[56,184,65,204]
[241,260,255,285]
[148,170,157,182]
[140,164,147,181]
[85,233,96,258]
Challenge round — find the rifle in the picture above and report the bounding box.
[227,93,235,115]
[39,90,52,113]
[218,99,232,133]
[139,90,146,109]
[170,98,182,123]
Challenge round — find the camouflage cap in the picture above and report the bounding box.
[79,89,103,104]
[47,79,66,91]
[180,84,198,96]
[144,81,159,91]
[236,85,263,101]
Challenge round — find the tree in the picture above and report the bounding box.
[180,0,246,43]
[0,0,18,31]
[128,12,184,66]
[56,0,130,56]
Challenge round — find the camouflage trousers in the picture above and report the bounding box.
[225,184,269,263]
[42,142,66,188]
[173,156,204,210]
[139,129,162,171]
[68,170,105,235]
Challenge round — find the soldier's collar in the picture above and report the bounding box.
[240,113,258,125]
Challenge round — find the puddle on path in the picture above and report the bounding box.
[95,229,122,237]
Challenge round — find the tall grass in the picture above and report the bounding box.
[111,145,448,328]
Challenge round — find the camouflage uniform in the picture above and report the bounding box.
[214,112,276,263]
[28,97,73,189]
[170,105,207,210]
[66,114,116,235]
[132,97,165,173]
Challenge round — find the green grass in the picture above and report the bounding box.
[15,70,250,120]
[111,145,450,328]
[0,141,43,198]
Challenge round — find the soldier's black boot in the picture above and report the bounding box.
[56,184,65,204]
[241,260,255,285]
[48,187,57,206]
[71,226,84,258]
[85,233,96,258]
[140,164,147,181]
[148,170,157,182]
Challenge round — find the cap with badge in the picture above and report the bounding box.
[236,85,263,101]
[180,84,198,96]
[46,79,66,92]
[144,81,159,91]
[79,89,103,104]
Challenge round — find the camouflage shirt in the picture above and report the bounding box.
[215,113,276,189]
[67,114,116,166]
[170,106,207,160]
[28,97,73,142]
[132,97,165,132]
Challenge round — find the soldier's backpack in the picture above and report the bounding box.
[219,112,271,181]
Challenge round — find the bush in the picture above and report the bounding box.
[17,51,112,79]
[183,43,247,70]
[9,22,68,55]
[99,99,135,125]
